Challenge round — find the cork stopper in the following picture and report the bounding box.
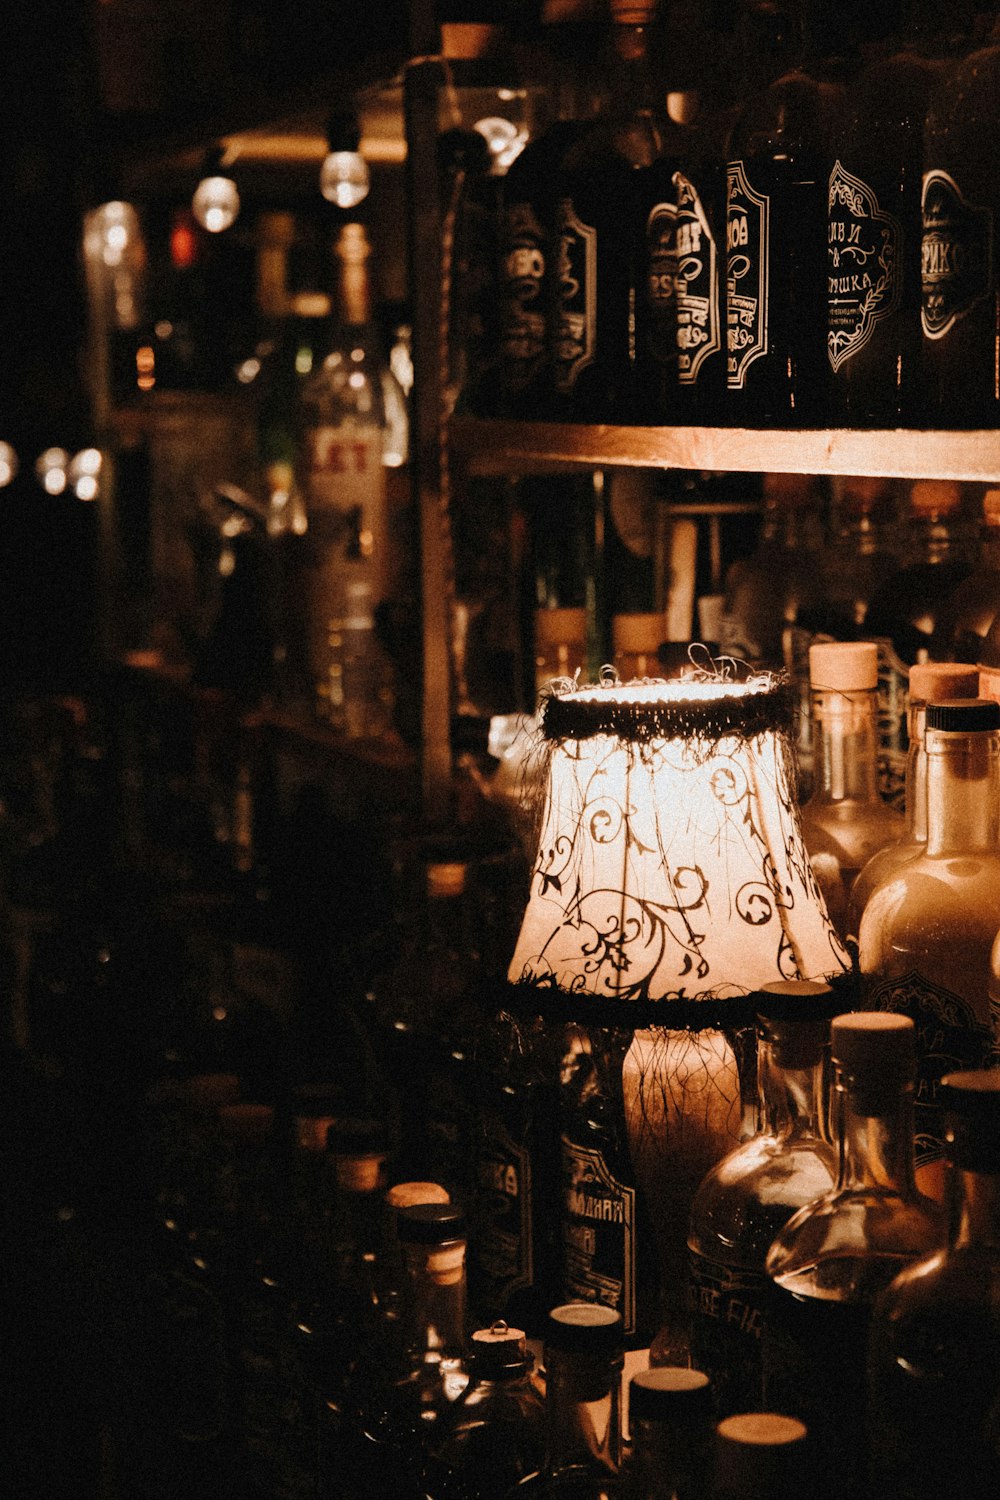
[612,612,664,654]
[809,640,878,692]
[714,1413,808,1492]
[426,860,467,898]
[385,1181,450,1210]
[982,488,1000,524]
[831,1012,916,1113]
[536,606,587,647]
[908,662,980,704]
[629,1366,712,1423]
[909,479,962,518]
[756,980,834,1069]
[470,1321,531,1376]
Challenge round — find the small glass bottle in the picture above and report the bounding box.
[710,1413,809,1500]
[867,1069,1000,1500]
[847,659,980,939]
[687,980,838,1418]
[510,1302,625,1497]
[430,1322,547,1499]
[935,486,1000,663]
[859,697,1000,1197]
[799,641,905,942]
[625,1366,713,1500]
[763,1012,945,1500]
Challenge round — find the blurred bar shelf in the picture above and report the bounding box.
[451,418,1000,483]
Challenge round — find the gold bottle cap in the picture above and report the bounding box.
[808,640,878,692]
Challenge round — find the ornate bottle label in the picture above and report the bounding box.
[689,1251,767,1416]
[868,969,994,1165]
[726,160,769,389]
[554,197,597,393]
[873,636,909,810]
[675,171,721,384]
[303,426,385,551]
[921,169,993,340]
[500,200,548,392]
[560,1133,636,1335]
[643,197,678,367]
[473,1117,533,1314]
[827,160,902,372]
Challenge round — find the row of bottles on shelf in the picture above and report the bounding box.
[468,0,1000,429]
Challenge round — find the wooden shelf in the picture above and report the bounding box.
[450,417,1000,484]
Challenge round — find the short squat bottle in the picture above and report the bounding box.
[625,1366,713,1500]
[859,697,1000,1198]
[687,981,837,1418]
[510,1302,625,1497]
[711,1412,809,1500]
[431,1322,547,1499]
[799,641,905,942]
[867,1070,1000,1500]
[764,1012,945,1500]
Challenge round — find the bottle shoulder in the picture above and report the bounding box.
[689,1137,838,1263]
[858,854,1000,959]
[766,1190,946,1291]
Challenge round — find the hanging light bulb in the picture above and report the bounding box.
[68,448,103,501]
[0,442,18,487]
[192,148,240,233]
[35,448,70,496]
[319,111,369,208]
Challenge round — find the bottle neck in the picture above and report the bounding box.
[835,1079,919,1197]
[952,1167,1000,1251]
[401,1240,468,1366]
[925,730,1000,856]
[904,703,928,843]
[810,686,882,805]
[544,1347,622,1477]
[607,16,658,119]
[757,1037,829,1144]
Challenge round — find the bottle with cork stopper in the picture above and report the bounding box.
[711,1412,809,1499]
[763,1012,945,1500]
[431,1321,547,1498]
[847,659,980,939]
[799,640,905,942]
[625,1366,714,1500]
[859,696,1000,1200]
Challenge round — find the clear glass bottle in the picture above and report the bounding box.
[799,640,905,942]
[687,980,838,1418]
[858,697,1000,1198]
[430,1322,548,1499]
[934,486,1000,663]
[624,1366,713,1500]
[867,1069,1000,1500]
[846,659,980,939]
[710,1412,809,1500]
[510,1302,625,1497]
[295,221,404,731]
[763,1012,945,1500]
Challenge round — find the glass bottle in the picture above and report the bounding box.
[724,1,858,426]
[921,16,1000,428]
[934,486,1000,662]
[763,1012,945,1500]
[801,475,899,643]
[846,659,980,940]
[710,1412,809,1500]
[799,640,905,942]
[510,1301,625,1497]
[858,696,1000,1199]
[867,1069,1000,1500]
[295,221,404,733]
[624,1366,713,1500]
[546,0,669,422]
[687,980,837,1418]
[431,1322,548,1499]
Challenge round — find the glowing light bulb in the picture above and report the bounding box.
[69,448,103,501]
[319,150,370,208]
[35,447,69,495]
[0,441,18,487]
[192,174,240,233]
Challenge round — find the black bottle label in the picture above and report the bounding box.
[689,1251,767,1416]
[827,161,902,372]
[726,160,769,389]
[921,170,993,341]
[675,171,721,386]
[560,1133,636,1336]
[554,197,597,393]
[868,969,994,1166]
[500,200,548,393]
[473,1117,534,1312]
[643,197,678,368]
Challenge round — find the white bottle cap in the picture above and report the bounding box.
[809,640,878,692]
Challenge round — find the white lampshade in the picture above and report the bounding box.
[509,674,849,1004]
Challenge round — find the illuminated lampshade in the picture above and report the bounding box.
[509,672,849,1005]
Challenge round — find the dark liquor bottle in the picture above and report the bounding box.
[827,0,976,425]
[547,0,670,422]
[921,16,1000,427]
[724,2,859,427]
[624,1366,713,1500]
[430,1323,547,1499]
[763,1013,944,1500]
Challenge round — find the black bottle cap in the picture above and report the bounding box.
[629,1366,712,1423]
[925,698,1000,733]
[941,1071,1000,1173]
[396,1201,468,1245]
[544,1302,624,1357]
